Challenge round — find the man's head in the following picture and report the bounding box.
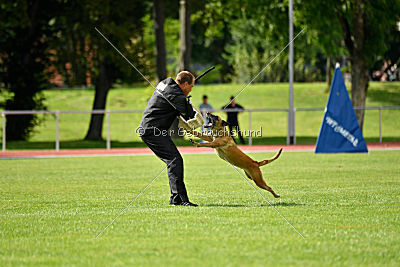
[230,96,235,105]
[176,71,195,96]
[202,95,208,104]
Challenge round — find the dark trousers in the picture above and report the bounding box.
[229,124,245,144]
[141,133,189,204]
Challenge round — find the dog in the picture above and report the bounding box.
[187,112,282,198]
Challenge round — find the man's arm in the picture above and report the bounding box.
[171,95,194,120]
[178,117,213,142]
[184,98,195,119]
[237,104,244,109]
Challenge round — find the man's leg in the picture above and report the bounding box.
[141,134,189,204]
[236,125,245,144]
[229,124,237,144]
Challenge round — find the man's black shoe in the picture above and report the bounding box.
[170,201,198,207]
[182,201,198,207]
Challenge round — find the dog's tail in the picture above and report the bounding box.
[258,148,282,167]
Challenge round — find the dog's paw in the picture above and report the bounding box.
[189,139,197,146]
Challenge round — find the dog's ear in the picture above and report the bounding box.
[221,120,229,127]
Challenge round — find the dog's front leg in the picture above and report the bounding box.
[188,130,213,142]
[189,138,226,148]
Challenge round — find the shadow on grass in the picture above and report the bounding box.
[267,202,305,207]
[368,82,400,105]
[203,203,248,207]
[2,136,399,150]
[203,202,304,208]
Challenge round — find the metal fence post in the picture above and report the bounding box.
[379,107,382,143]
[286,110,289,145]
[2,112,5,152]
[106,111,111,150]
[56,111,60,151]
[248,109,252,146]
[293,108,296,145]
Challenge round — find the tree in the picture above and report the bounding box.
[49,0,151,140]
[191,0,235,82]
[76,0,147,140]
[50,0,91,88]
[225,0,290,83]
[192,0,325,83]
[0,0,63,140]
[153,0,167,81]
[179,0,191,71]
[300,0,400,129]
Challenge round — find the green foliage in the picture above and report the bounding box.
[164,18,181,74]
[142,13,181,76]
[299,0,400,67]
[191,0,242,82]
[1,151,400,265]
[192,0,328,83]
[52,0,151,86]
[227,14,288,83]
[0,0,64,140]
[142,14,156,77]
[297,1,346,58]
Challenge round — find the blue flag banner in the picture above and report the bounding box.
[315,67,368,153]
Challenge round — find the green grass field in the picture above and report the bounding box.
[1,151,399,265]
[1,82,399,149]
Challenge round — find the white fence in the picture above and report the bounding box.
[1,106,400,151]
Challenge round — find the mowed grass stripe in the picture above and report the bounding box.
[0,151,399,265]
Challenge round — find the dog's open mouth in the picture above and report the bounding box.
[204,112,218,128]
[204,122,213,128]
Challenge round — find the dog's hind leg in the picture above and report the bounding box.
[258,148,282,167]
[247,167,280,198]
[244,170,252,180]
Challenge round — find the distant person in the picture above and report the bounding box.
[222,96,245,144]
[199,95,213,125]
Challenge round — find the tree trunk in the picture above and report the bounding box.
[4,0,44,140]
[153,0,167,81]
[5,92,36,140]
[84,60,112,140]
[179,0,191,71]
[349,0,368,130]
[350,57,369,130]
[325,56,331,91]
[335,0,369,131]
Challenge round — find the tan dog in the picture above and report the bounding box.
[187,113,282,198]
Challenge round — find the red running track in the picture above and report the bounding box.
[1,142,399,159]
